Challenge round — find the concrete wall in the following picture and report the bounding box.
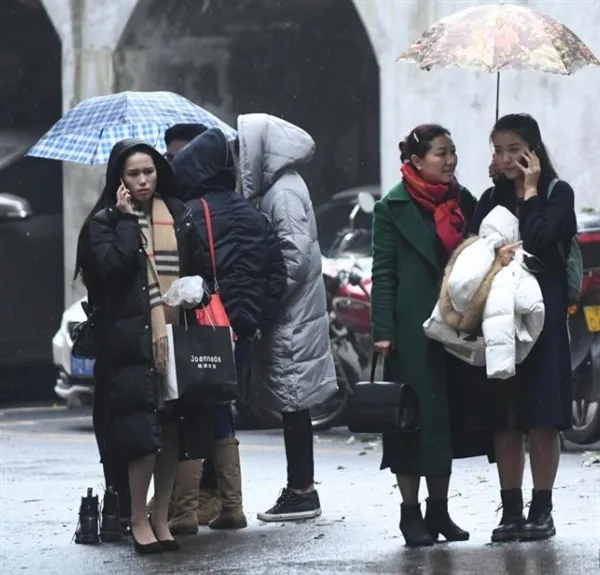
[0,1,61,129]
[38,0,600,308]
[41,0,139,305]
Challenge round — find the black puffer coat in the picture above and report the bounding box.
[172,127,287,338]
[78,139,211,465]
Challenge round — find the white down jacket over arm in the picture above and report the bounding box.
[446,206,545,379]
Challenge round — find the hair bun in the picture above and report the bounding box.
[399,140,408,161]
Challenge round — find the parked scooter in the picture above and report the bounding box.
[310,192,375,430]
[563,213,600,445]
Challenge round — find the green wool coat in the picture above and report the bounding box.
[371,181,478,476]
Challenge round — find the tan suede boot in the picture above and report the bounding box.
[208,438,248,530]
[196,488,221,525]
[168,459,203,535]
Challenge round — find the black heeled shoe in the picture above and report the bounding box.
[131,534,163,555]
[158,539,180,552]
[424,498,470,542]
[399,503,434,547]
[151,524,180,551]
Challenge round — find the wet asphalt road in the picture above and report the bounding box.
[1,406,599,575]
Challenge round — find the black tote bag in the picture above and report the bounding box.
[346,352,420,434]
[166,322,238,404]
[71,301,99,360]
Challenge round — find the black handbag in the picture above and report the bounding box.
[71,301,99,360]
[346,352,419,434]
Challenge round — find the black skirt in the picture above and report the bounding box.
[469,272,572,432]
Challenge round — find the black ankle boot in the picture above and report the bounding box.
[424,498,470,542]
[100,487,124,542]
[491,489,525,543]
[400,503,434,547]
[521,489,556,541]
[74,488,100,545]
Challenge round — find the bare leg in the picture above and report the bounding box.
[151,422,179,541]
[494,431,525,489]
[491,397,527,542]
[129,454,157,545]
[528,428,560,491]
[396,475,420,505]
[521,428,559,540]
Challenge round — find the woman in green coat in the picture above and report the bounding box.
[371,124,489,547]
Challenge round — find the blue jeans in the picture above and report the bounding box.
[211,402,235,439]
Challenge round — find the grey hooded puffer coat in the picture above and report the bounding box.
[237,113,337,413]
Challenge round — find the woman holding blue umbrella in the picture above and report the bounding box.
[74,138,211,554]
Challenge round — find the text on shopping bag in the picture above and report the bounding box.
[170,323,238,404]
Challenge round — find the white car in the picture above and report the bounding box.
[52,297,95,408]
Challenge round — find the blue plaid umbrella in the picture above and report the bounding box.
[27,91,237,165]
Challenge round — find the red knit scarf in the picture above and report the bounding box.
[401,163,466,254]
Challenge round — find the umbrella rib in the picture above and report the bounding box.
[492,7,500,74]
[91,127,105,165]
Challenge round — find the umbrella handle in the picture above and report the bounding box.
[495,71,501,122]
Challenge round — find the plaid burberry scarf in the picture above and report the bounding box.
[134,197,180,376]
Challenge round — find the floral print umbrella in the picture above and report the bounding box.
[397,3,600,118]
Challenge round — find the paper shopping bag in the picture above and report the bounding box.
[167,323,238,405]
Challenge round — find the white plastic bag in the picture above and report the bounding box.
[163,325,179,401]
[162,276,207,308]
[423,302,486,366]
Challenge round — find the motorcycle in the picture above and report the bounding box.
[310,192,375,430]
[563,213,600,445]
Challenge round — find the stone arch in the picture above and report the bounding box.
[116,0,380,203]
[0,0,63,376]
[0,0,62,218]
[0,0,61,132]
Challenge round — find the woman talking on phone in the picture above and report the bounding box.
[470,114,577,542]
[74,138,210,554]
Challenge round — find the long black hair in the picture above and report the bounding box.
[73,138,176,285]
[490,113,558,193]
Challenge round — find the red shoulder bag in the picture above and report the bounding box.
[195,199,236,339]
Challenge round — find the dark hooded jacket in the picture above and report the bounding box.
[172,128,286,339]
[77,138,211,465]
